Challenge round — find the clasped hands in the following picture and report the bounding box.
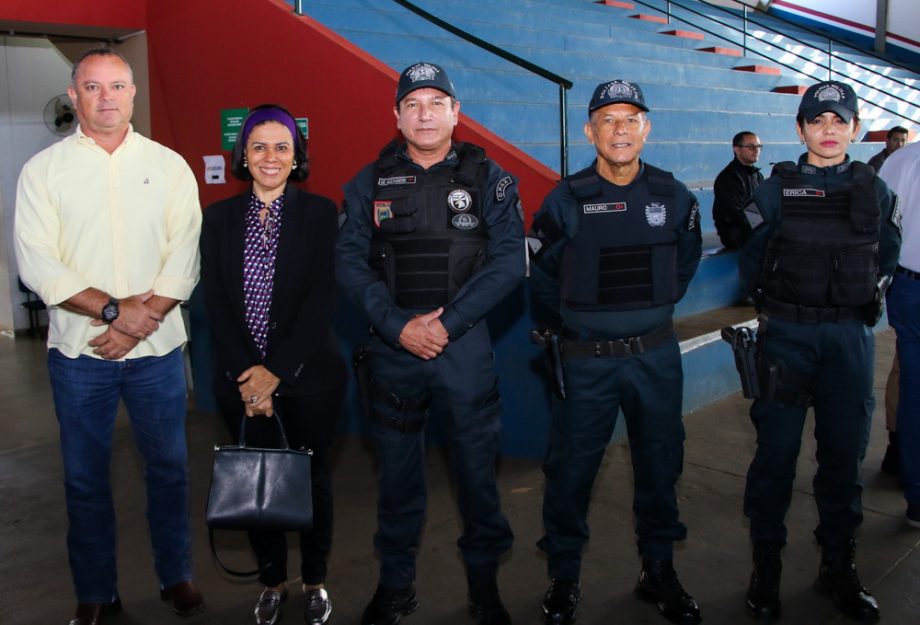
[238,365,281,417]
[398,307,449,360]
[89,290,164,360]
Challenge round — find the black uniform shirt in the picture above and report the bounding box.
[739,154,901,298]
[336,142,525,347]
[530,161,702,338]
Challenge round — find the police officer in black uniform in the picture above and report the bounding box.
[336,62,524,625]
[739,81,901,623]
[528,80,702,625]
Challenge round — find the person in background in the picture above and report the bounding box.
[14,47,204,625]
[200,104,346,625]
[867,125,909,172]
[528,79,702,625]
[336,62,524,625]
[712,130,764,250]
[739,81,901,623]
[870,125,911,476]
[878,138,920,529]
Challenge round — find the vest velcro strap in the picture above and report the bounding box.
[761,297,862,323]
[560,322,673,360]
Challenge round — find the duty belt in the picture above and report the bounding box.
[560,322,673,360]
[761,297,862,323]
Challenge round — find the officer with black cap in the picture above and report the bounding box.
[336,61,524,625]
[739,80,901,623]
[528,80,702,625]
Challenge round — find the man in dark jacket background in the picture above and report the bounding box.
[712,130,764,250]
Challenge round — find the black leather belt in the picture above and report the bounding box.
[761,298,861,323]
[896,265,920,281]
[560,322,673,360]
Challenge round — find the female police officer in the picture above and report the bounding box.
[739,81,901,623]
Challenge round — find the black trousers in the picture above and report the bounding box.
[217,386,344,586]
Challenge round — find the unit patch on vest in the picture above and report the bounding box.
[447,189,473,213]
[645,202,667,227]
[374,201,393,227]
[891,194,902,232]
[783,188,826,198]
[451,213,480,230]
[583,202,626,214]
[496,176,514,202]
[377,175,417,187]
[687,199,700,231]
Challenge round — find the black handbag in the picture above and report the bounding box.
[206,410,313,576]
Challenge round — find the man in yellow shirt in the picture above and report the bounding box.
[14,47,204,625]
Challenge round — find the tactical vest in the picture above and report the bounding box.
[369,141,489,309]
[560,164,679,311]
[760,161,880,309]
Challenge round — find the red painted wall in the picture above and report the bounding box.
[2,0,558,220]
[144,0,558,221]
[1,0,145,29]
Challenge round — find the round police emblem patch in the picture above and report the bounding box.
[447,189,472,213]
[451,213,479,230]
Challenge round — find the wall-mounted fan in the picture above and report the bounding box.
[43,94,77,136]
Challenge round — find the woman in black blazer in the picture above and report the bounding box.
[200,104,346,625]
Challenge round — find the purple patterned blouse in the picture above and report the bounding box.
[243,192,284,359]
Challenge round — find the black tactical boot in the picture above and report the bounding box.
[361,584,419,625]
[815,540,880,623]
[746,542,782,620]
[634,559,701,624]
[542,579,581,625]
[467,580,511,625]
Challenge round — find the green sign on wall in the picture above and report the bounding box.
[221,108,248,151]
[221,108,309,150]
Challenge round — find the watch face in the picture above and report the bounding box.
[102,301,119,323]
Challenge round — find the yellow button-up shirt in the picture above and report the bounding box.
[14,125,202,359]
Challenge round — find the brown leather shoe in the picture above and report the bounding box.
[67,599,122,625]
[160,580,205,616]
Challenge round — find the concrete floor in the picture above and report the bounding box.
[1,328,918,625]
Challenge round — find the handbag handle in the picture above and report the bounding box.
[237,408,290,449]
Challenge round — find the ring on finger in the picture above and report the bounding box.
[249,394,258,405]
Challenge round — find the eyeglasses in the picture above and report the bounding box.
[738,144,763,150]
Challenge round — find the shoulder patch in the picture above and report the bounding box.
[496,175,515,202]
[891,193,902,232]
[742,200,765,230]
[687,197,700,231]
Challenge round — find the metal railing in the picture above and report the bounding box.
[293,0,574,175]
[630,0,917,126]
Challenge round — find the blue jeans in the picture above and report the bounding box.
[48,347,192,603]
[887,273,920,507]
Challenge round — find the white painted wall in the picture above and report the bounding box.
[0,36,74,335]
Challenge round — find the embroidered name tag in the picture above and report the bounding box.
[377,175,417,186]
[583,202,626,214]
[783,188,825,197]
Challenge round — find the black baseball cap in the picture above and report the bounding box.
[396,62,457,105]
[588,79,649,114]
[798,81,859,123]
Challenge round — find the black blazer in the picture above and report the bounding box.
[200,183,346,398]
